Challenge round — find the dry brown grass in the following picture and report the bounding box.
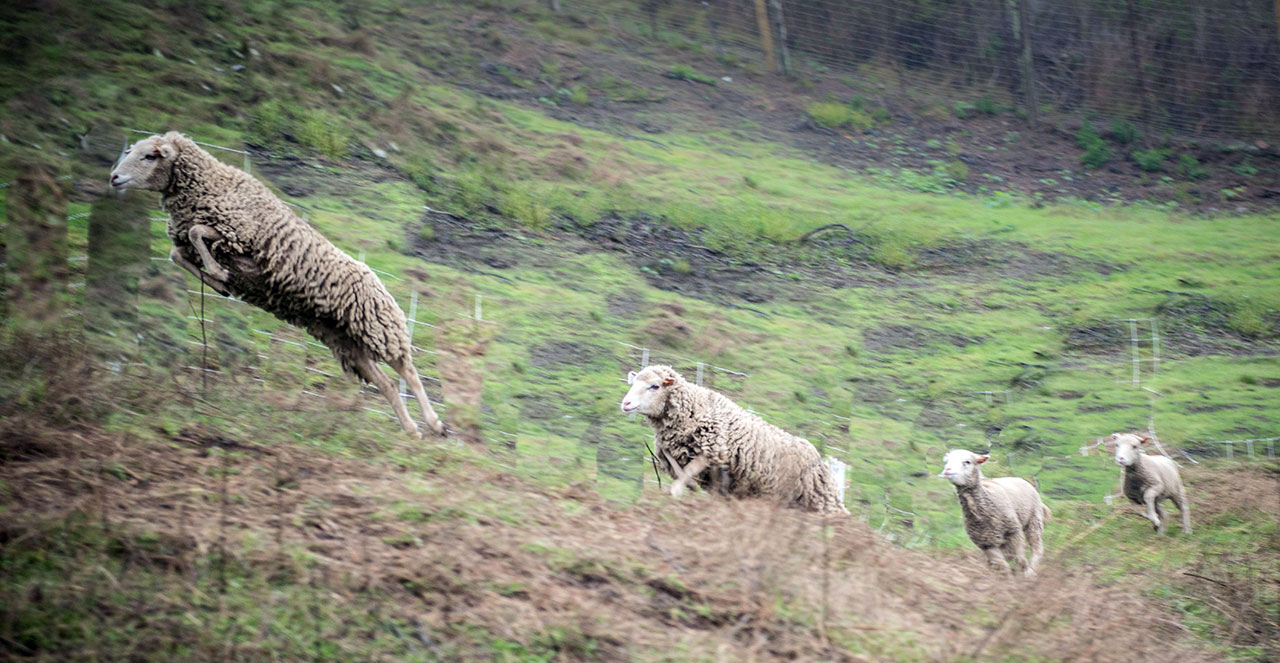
[0,336,1255,662]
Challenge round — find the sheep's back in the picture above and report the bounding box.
[984,477,1043,525]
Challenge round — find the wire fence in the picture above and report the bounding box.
[2,130,1274,530]
[559,0,1280,143]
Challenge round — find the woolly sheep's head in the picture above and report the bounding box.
[1107,432,1150,467]
[109,133,180,192]
[940,449,988,486]
[620,364,680,417]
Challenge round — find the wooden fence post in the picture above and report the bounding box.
[1017,0,1038,127]
[5,161,68,329]
[753,0,778,72]
[770,0,792,75]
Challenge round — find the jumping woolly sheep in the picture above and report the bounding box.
[940,449,1050,576]
[1107,432,1191,535]
[620,364,848,515]
[109,131,444,438]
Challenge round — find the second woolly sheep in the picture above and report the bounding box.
[620,364,848,515]
[940,449,1050,576]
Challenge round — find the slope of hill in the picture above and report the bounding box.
[1,1,1278,661]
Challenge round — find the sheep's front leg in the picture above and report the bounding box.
[1143,487,1165,533]
[982,547,1012,575]
[1176,493,1192,534]
[188,224,232,283]
[668,454,709,498]
[170,246,232,297]
[1007,531,1033,577]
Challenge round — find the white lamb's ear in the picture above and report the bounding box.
[976,454,990,464]
[626,371,637,385]
[157,141,176,159]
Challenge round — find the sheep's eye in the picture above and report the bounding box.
[648,384,659,391]
[963,461,971,465]
[143,153,158,161]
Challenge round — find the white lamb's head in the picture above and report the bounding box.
[940,449,988,487]
[109,132,182,192]
[620,364,682,417]
[1107,432,1150,467]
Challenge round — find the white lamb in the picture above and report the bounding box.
[109,132,444,438]
[620,365,848,514]
[1107,432,1191,535]
[940,449,1050,576]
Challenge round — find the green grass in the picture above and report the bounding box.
[2,0,1279,659]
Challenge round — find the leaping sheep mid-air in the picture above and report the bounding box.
[109,131,444,439]
[940,449,1050,576]
[620,364,848,515]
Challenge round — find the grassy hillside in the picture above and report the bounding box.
[2,0,1278,661]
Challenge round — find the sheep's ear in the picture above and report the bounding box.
[662,377,674,386]
[156,141,177,159]
[1139,435,1152,445]
[976,454,990,464]
[626,371,637,385]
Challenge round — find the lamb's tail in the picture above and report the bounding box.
[1042,503,1053,522]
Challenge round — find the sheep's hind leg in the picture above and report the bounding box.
[187,224,231,283]
[389,354,445,436]
[356,355,420,439]
[1024,523,1044,575]
[1176,492,1192,534]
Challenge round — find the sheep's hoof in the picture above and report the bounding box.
[670,485,685,498]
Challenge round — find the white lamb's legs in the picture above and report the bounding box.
[1143,487,1165,533]
[1025,524,1045,575]
[1176,493,1192,534]
[170,246,231,296]
[667,453,709,498]
[356,356,420,439]
[389,354,445,436]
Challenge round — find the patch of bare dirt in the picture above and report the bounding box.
[862,323,978,354]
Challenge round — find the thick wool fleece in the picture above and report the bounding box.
[642,365,848,514]
[160,134,409,376]
[953,476,1048,555]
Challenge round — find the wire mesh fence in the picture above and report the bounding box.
[1,130,1274,524]
[559,0,1280,142]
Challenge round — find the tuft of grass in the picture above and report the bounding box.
[807,101,874,131]
[667,64,717,86]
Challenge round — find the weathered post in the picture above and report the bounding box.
[770,0,792,75]
[85,189,150,337]
[5,161,68,329]
[1016,0,1038,127]
[753,0,778,72]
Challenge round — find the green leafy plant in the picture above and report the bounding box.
[1178,154,1210,180]
[1109,119,1140,144]
[1076,121,1113,170]
[1131,148,1171,172]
